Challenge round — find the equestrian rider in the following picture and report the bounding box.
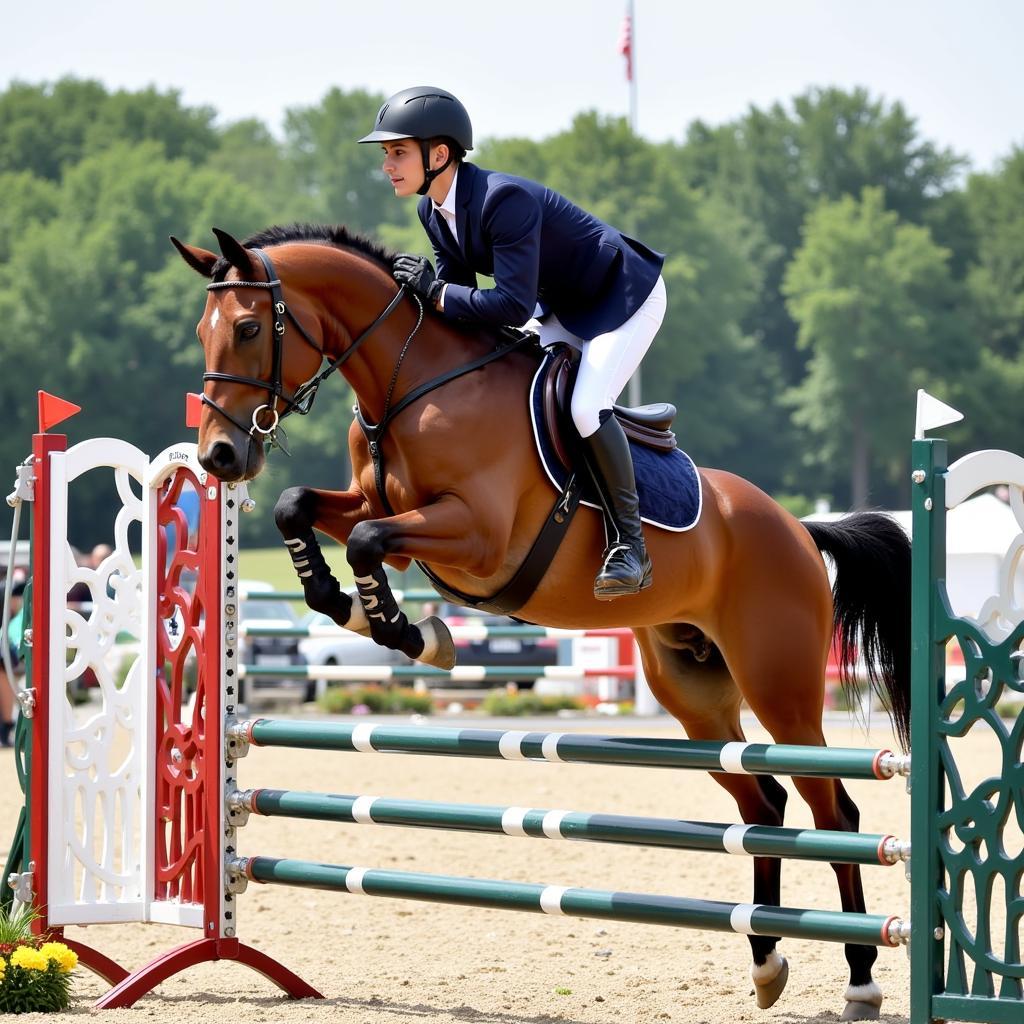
[359,86,667,600]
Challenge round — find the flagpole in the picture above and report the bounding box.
[628,0,638,135]
[626,0,642,407]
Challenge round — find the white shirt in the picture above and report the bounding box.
[432,166,459,244]
[431,167,459,309]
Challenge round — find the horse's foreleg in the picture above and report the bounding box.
[346,498,489,669]
[273,485,373,635]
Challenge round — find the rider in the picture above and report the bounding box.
[359,86,667,600]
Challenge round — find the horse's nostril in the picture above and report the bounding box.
[208,441,240,476]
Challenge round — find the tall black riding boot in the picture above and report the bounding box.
[580,413,652,599]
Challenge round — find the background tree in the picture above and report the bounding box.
[0,78,218,181]
[0,142,271,544]
[950,150,1024,454]
[783,187,967,507]
[681,87,966,495]
[282,88,408,233]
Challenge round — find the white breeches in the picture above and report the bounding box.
[527,275,667,438]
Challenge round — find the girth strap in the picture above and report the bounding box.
[416,473,583,618]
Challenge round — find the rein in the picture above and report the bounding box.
[203,247,409,451]
[357,332,536,518]
[202,245,533,474]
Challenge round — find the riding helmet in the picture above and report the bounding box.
[359,86,473,151]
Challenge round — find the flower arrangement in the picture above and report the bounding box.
[0,909,77,1013]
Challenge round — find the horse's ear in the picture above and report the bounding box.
[212,227,255,275]
[170,236,218,278]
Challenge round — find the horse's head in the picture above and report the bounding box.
[171,229,327,481]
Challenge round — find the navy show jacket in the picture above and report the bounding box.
[416,162,665,341]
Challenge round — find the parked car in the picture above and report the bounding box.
[239,580,308,700]
[298,607,413,695]
[435,602,561,687]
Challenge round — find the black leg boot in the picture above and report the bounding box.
[580,413,653,599]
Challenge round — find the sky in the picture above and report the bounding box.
[4,0,1022,174]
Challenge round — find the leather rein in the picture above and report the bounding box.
[203,247,408,452]
[201,246,531,463]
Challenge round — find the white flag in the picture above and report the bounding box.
[915,389,964,439]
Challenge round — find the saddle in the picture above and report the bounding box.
[540,344,677,471]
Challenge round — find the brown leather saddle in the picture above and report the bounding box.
[541,344,677,470]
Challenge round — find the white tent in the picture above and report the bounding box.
[943,493,1024,621]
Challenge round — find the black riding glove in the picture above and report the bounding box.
[393,254,445,305]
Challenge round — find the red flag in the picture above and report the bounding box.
[185,392,204,429]
[618,11,633,82]
[37,391,81,433]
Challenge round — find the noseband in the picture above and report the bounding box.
[203,247,410,450]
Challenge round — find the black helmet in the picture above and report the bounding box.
[359,87,472,197]
[359,86,473,151]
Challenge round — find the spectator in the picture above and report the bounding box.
[90,543,113,568]
[67,547,90,605]
[1,577,25,748]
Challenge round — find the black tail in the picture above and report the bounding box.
[804,512,911,751]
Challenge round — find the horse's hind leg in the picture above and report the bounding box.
[634,627,792,1010]
[715,598,884,1021]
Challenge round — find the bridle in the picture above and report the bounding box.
[203,247,412,452]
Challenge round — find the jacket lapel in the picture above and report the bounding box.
[431,206,459,255]
[455,163,474,261]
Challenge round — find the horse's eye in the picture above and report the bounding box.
[239,321,261,340]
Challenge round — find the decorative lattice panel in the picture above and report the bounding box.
[914,443,1024,1023]
[46,438,149,925]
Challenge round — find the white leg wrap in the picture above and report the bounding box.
[751,950,787,985]
[844,981,883,1008]
[344,600,370,634]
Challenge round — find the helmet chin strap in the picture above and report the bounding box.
[416,139,454,196]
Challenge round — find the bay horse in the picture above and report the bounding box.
[172,224,910,1021]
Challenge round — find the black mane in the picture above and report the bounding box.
[210,223,396,281]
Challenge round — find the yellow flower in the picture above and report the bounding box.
[0,956,6,979]
[39,941,78,973]
[10,945,48,971]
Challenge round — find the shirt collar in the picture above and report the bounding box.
[432,166,459,217]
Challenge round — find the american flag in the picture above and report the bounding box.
[619,10,633,82]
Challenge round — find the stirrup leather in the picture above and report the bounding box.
[600,542,634,569]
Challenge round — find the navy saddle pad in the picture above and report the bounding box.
[528,356,702,532]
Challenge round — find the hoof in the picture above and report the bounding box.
[841,983,883,1021]
[752,953,788,1009]
[415,616,456,670]
[841,1001,881,1021]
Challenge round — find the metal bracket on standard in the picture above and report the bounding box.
[224,857,249,895]
[887,918,912,946]
[225,788,252,828]
[15,687,35,719]
[6,459,35,508]
[876,751,912,778]
[7,865,34,904]
[881,837,912,864]
[224,718,252,760]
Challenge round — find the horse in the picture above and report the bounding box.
[171,223,911,1021]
